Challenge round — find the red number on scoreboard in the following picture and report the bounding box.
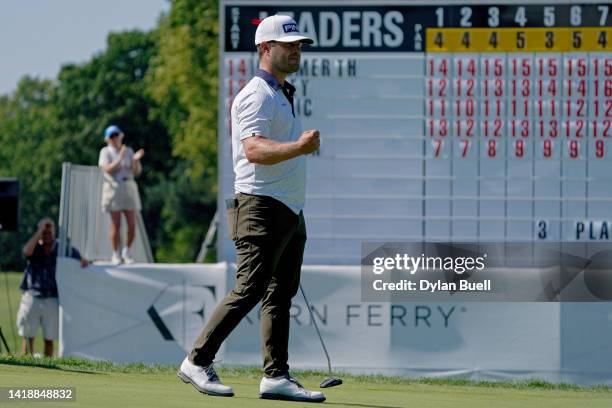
[543,140,552,157]
[432,99,448,116]
[596,140,605,158]
[455,120,475,137]
[576,120,585,137]
[537,58,558,76]
[488,140,497,157]
[461,140,470,157]
[433,139,443,157]
[484,58,504,77]
[511,80,531,97]
[467,119,474,136]
[428,59,450,76]
[439,79,447,97]
[438,119,448,136]
[511,100,530,116]
[605,58,612,76]
[427,79,450,97]
[466,79,475,96]
[566,100,586,117]
[537,80,559,97]
[238,59,247,76]
[515,140,525,157]
[494,119,502,137]
[539,120,559,137]
[512,58,532,76]
[567,58,587,77]
[229,58,248,76]
[455,100,475,117]
[456,59,477,76]
[484,100,503,116]
[511,120,531,137]
[592,121,612,137]
[483,79,504,97]
[569,140,579,158]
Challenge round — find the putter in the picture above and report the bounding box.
[299,284,343,388]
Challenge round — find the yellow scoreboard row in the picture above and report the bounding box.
[427,28,612,52]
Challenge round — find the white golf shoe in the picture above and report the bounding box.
[121,247,135,264]
[177,357,234,397]
[260,374,326,403]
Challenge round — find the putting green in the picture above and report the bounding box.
[1,361,610,408]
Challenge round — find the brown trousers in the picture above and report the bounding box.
[189,193,306,377]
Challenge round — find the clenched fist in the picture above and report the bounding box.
[298,129,320,155]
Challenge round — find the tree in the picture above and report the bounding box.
[147,0,219,261]
[0,1,223,266]
[54,30,176,259]
[0,77,60,270]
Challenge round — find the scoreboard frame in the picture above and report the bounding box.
[219,0,612,265]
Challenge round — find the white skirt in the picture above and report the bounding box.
[101,179,142,212]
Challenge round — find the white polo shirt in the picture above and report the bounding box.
[231,69,306,214]
[98,145,135,182]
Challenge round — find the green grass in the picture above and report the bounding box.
[0,356,610,408]
[2,272,611,407]
[0,271,57,355]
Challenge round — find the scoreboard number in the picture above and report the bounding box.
[220,1,612,265]
[420,4,611,242]
[427,28,612,52]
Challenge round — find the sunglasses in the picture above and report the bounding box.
[109,132,120,138]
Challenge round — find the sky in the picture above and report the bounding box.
[0,0,170,95]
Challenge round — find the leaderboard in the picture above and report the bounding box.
[219,1,612,265]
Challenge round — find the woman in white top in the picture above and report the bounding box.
[98,125,145,265]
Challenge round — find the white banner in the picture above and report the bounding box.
[57,258,226,364]
[57,258,612,385]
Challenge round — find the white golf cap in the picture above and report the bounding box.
[255,14,314,46]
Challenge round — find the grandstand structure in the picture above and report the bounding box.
[58,163,153,263]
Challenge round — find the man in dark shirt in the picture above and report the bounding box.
[17,217,88,357]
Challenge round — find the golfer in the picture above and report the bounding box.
[178,14,324,402]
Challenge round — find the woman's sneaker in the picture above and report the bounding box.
[111,252,122,265]
[177,357,234,397]
[260,374,325,403]
[121,247,135,264]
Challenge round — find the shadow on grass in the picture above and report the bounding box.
[325,402,406,408]
[0,356,100,375]
[229,395,404,408]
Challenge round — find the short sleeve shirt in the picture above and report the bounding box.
[19,240,82,298]
[98,146,135,182]
[230,70,306,213]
